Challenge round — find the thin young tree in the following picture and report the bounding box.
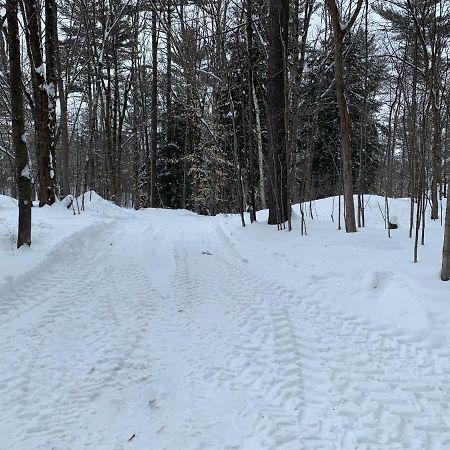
[7,0,32,247]
[443,169,450,281]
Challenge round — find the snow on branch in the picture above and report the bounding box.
[0,144,15,160]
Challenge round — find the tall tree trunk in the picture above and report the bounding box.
[45,0,58,201]
[252,83,266,209]
[165,0,173,208]
[150,4,158,208]
[246,0,256,223]
[267,0,289,226]
[56,43,70,197]
[166,0,172,146]
[431,92,441,220]
[8,0,32,247]
[24,0,56,206]
[334,32,355,232]
[326,0,363,233]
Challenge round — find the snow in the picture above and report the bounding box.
[20,164,31,179]
[1,193,450,449]
[35,64,46,77]
[45,81,56,98]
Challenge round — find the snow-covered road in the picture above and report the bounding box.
[1,200,450,449]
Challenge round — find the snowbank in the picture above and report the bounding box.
[218,194,448,338]
[0,191,126,295]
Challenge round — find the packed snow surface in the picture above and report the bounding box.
[1,193,450,449]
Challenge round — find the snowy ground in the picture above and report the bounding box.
[1,193,450,449]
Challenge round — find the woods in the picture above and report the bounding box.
[1,0,450,275]
[5,2,450,447]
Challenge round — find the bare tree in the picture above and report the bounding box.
[7,0,32,247]
[267,0,289,226]
[23,0,56,206]
[150,3,158,207]
[326,0,363,233]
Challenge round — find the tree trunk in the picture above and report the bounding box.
[24,0,56,206]
[250,83,265,210]
[326,0,362,233]
[165,0,173,208]
[56,45,70,197]
[246,0,256,223]
[431,94,440,220]
[150,4,158,208]
[45,0,58,201]
[8,0,32,247]
[332,27,356,233]
[443,179,450,279]
[266,0,289,226]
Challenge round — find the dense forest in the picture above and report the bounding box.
[1,0,450,278]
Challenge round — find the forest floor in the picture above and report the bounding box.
[1,192,450,449]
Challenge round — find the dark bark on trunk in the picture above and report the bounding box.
[165,0,173,207]
[55,39,70,197]
[442,181,450,280]
[150,5,158,208]
[24,0,55,206]
[45,0,58,201]
[267,0,289,226]
[166,0,172,146]
[431,94,441,220]
[8,0,32,247]
[333,33,356,233]
[326,0,362,233]
[246,0,256,223]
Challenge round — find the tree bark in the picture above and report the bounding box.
[23,0,55,206]
[252,83,266,209]
[246,0,256,223]
[150,4,158,208]
[56,43,70,197]
[326,0,362,233]
[45,0,58,200]
[442,187,450,280]
[267,0,289,226]
[8,0,32,247]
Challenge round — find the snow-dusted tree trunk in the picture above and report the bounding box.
[45,0,58,201]
[7,0,32,247]
[54,5,70,197]
[252,84,266,210]
[23,0,56,206]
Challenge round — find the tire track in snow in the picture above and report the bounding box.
[169,223,305,450]
[215,217,450,449]
[0,217,173,450]
[0,220,118,325]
